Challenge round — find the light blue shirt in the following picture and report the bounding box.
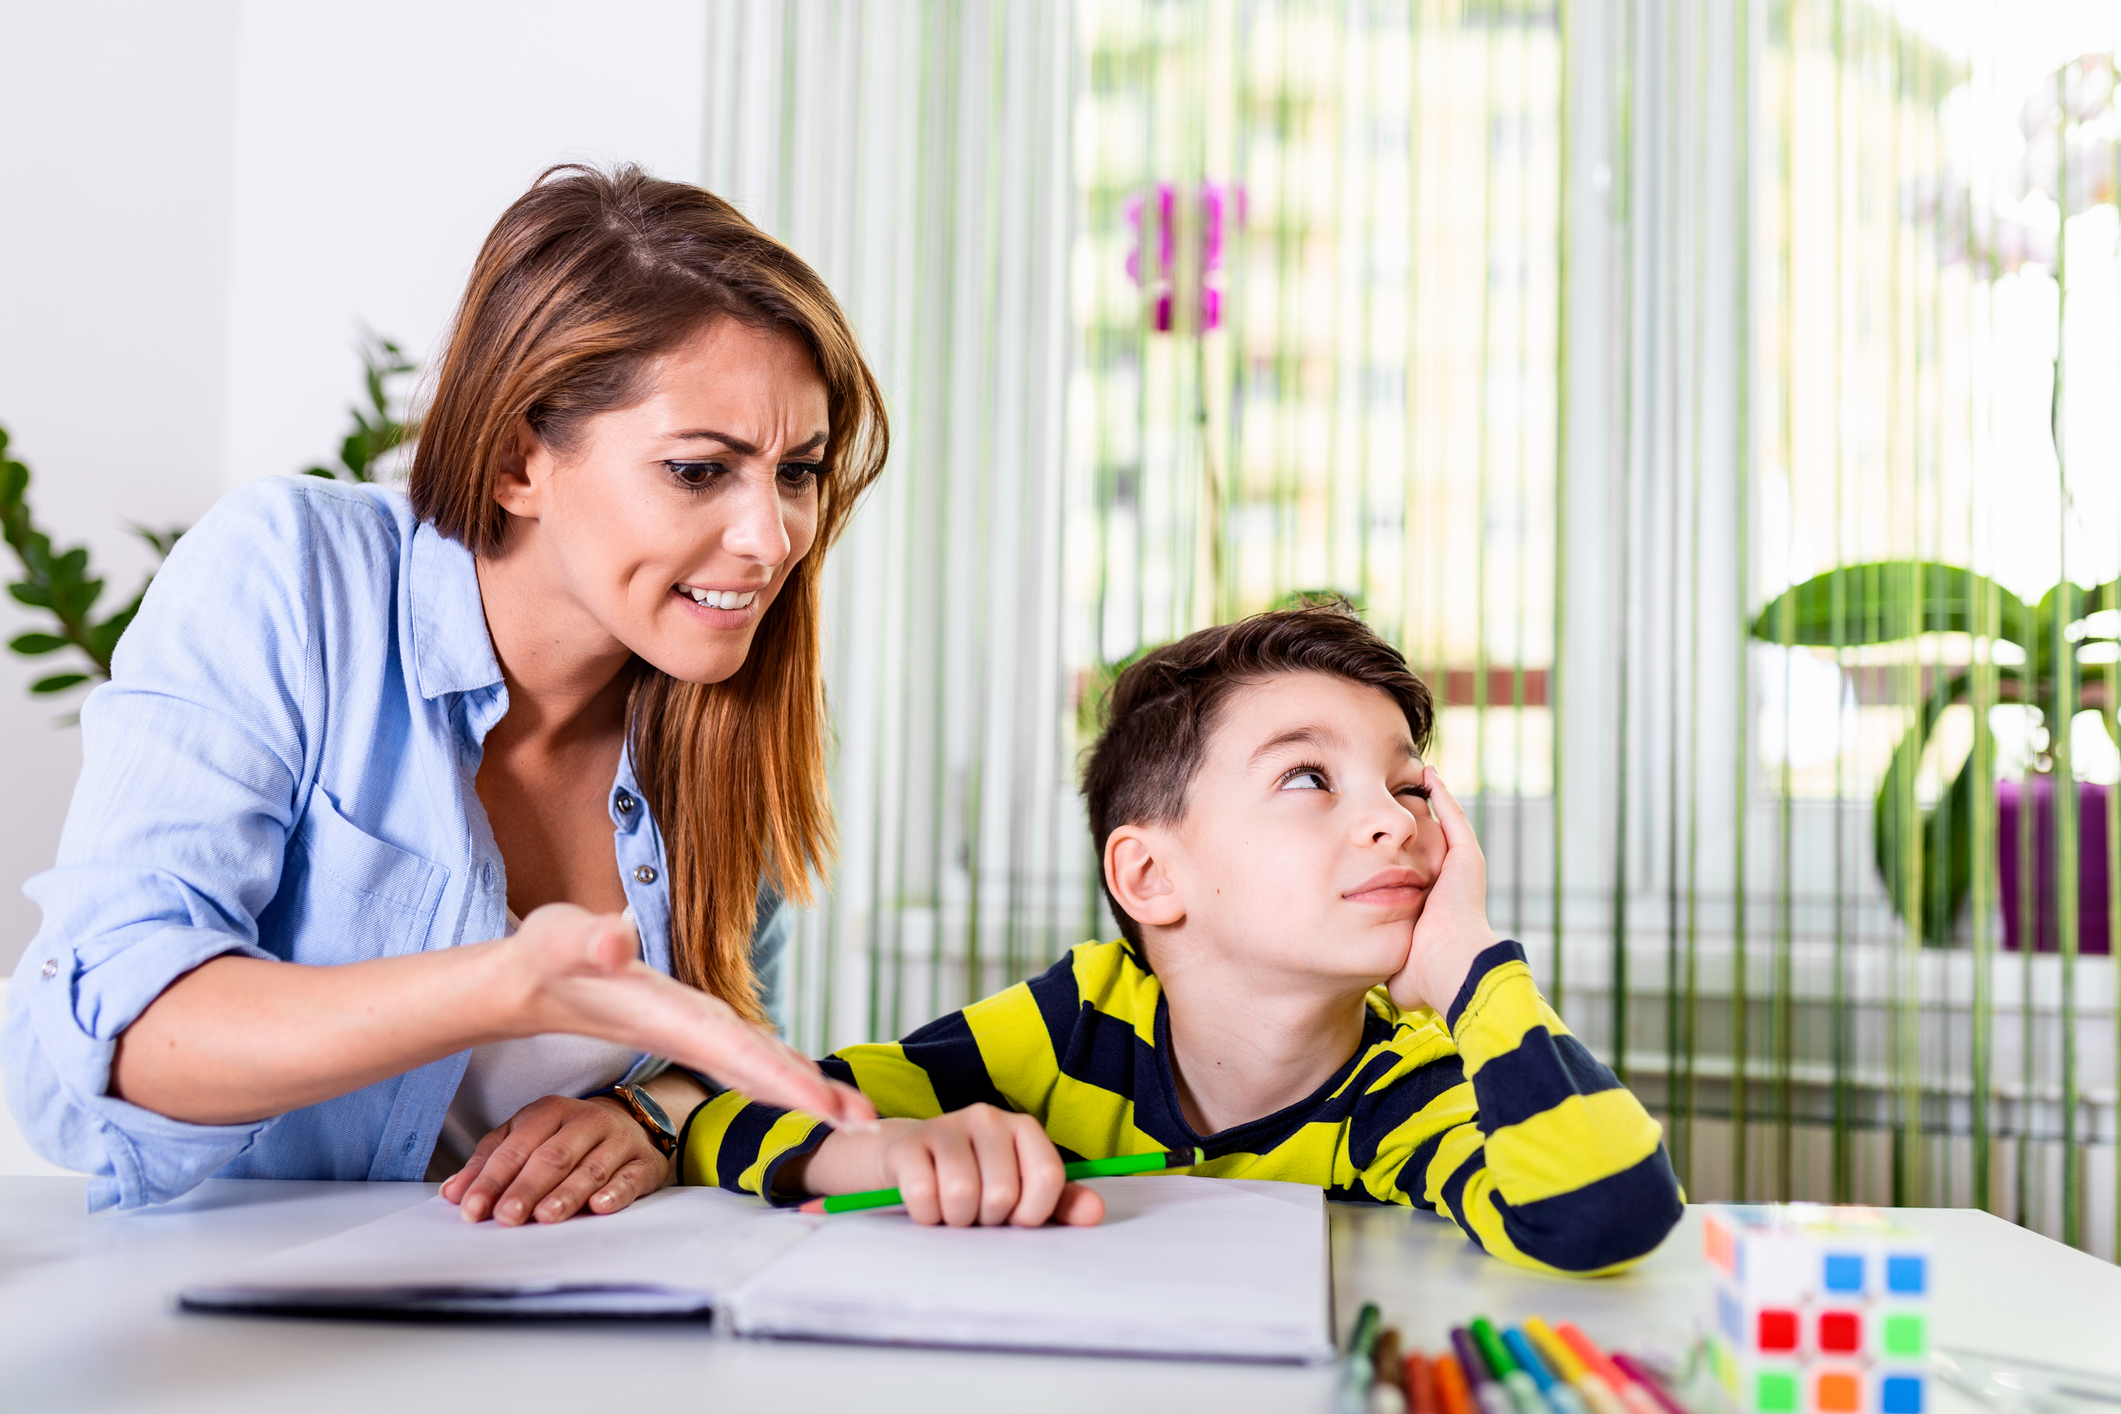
[4,476,788,1211]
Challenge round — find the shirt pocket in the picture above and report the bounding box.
[266,790,447,965]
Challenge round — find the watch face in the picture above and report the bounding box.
[632,1086,675,1135]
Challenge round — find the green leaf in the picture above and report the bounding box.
[9,581,53,609]
[86,595,142,667]
[29,672,90,694]
[301,465,338,480]
[8,631,70,655]
[130,523,186,559]
[1871,665,2024,945]
[1751,562,2035,650]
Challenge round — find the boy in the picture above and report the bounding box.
[683,604,1683,1273]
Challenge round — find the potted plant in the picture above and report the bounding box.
[1750,564,2118,950]
[4,331,413,702]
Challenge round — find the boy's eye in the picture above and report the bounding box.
[1279,767,1331,792]
[1396,782,1433,803]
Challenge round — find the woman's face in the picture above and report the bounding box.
[494,318,830,686]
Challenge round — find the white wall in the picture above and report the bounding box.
[0,0,711,977]
[0,0,714,1172]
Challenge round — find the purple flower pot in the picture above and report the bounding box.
[1996,776,2113,954]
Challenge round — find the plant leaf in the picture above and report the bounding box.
[7,631,69,655]
[29,672,90,694]
[1752,562,2035,649]
[1872,666,2021,944]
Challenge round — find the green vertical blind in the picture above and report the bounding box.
[707,0,2119,1257]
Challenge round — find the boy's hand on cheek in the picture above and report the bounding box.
[1387,768,1502,1016]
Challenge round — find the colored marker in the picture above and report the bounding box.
[1435,1354,1478,1414]
[800,1146,1202,1213]
[1471,1317,1552,1414]
[1554,1323,1665,1414]
[1523,1317,1630,1414]
[1453,1326,1518,1414]
[1341,1304,1384,1414]
[1610,1353,1691,1414]
[1504,1327,1593,1414]
[1368,1328,1409,1414]
[1407,1353,1439,1414]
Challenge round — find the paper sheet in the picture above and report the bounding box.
[179,1187,817,1317]
[180,1176,1334,1362]
[728,1175,1334,1363]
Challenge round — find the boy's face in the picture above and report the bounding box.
[1113,670,1445,991]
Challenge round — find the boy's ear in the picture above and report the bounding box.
[491,417,545,519]
[1105,827,1185,930]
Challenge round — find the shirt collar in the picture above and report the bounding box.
[409,520,504,700]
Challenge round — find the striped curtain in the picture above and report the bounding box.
[704,0,2120,1258]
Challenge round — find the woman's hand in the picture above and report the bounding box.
[1386,768,1502,1016]
[788,1107,1105,1227]
[442,1094,666,1224]
[503,904,876,1132]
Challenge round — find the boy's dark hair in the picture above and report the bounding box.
[1082,601,1436,945]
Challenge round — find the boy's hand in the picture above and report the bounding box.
[794,1106,1106,1227]
[1387,768,1502,1016]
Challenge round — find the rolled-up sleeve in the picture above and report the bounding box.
[4,482,322,1210]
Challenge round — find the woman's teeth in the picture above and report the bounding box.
[681,587,758,610]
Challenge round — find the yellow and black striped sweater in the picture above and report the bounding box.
[683,939,1683,1274]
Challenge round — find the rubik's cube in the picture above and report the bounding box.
[1703,1205,1930,1414]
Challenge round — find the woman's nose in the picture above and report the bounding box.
[723,471,793,566]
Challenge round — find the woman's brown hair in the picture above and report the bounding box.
[410,164,887,1026]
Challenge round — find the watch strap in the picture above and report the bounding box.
[588,1082,679,1158]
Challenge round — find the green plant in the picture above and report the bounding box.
[1,426,184,694]
[1751,563,2120,944]
[302,329,418,482]
[5,330,417,701]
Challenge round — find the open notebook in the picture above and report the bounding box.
[179,1176,1335,1363]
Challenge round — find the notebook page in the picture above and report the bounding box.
[180,1187,817,1317]
[726,1175,1334,1363]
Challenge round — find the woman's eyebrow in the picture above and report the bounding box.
[662,429,829,455]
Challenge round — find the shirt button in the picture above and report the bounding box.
[633,865,658,885]
[480,861,498,892]
[40,958,58,979]
[615,792,635,814]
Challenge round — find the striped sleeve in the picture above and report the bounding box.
[1352,941,1683,1275]
[679,955,1091,1201]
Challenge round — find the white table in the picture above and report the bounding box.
[3,1177,2115,1413]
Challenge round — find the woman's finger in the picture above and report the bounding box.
[1051,1181,1106,1227]
[491,1119,604,1226]
[459,1110,568,1223]
[1008,1119,1066,1227]
[681,1020,877,1133]
[532,1137,645,1223]
[586,1155,666,1216]
[441,1122,511,1206]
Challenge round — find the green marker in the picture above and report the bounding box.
[1472,1317,1552,1414]
[803,1146,1204,1214]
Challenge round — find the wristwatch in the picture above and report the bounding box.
[588,1081,679,1158]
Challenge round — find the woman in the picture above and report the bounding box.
[4,165,879,1224]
